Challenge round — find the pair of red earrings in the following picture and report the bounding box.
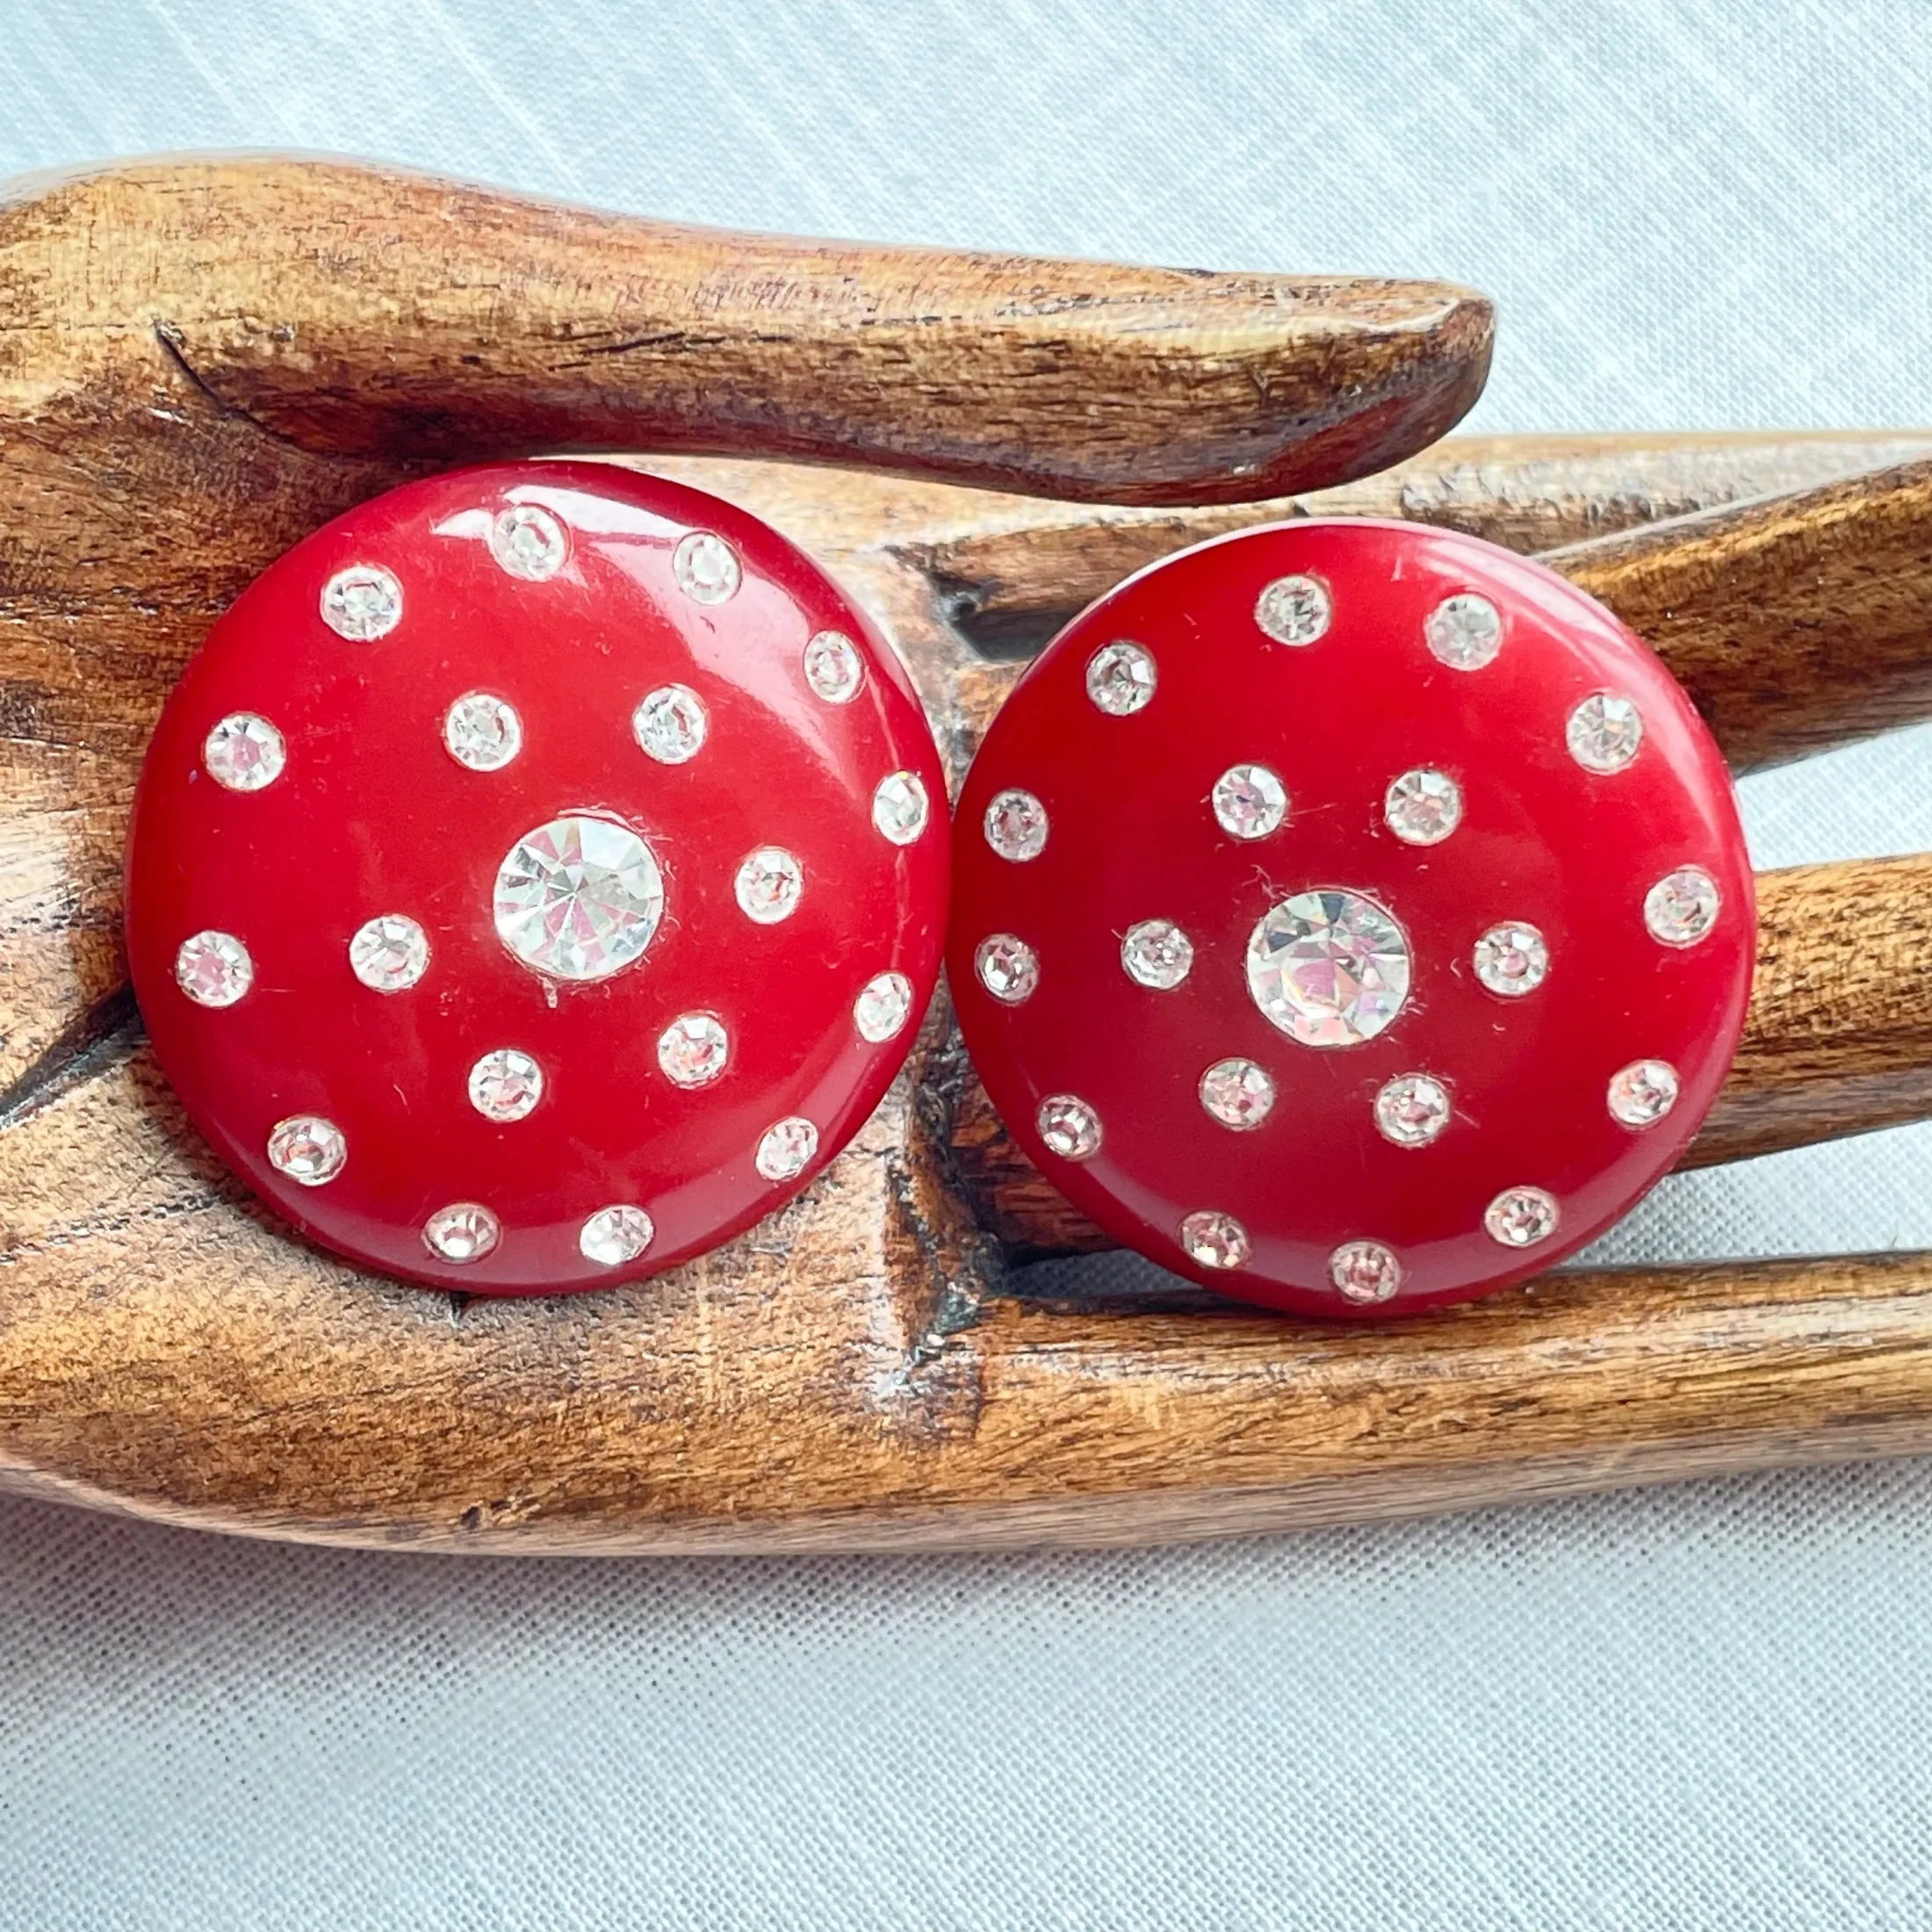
[126,462,1753,1317]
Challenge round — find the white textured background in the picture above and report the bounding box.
[4,1,1932,1924]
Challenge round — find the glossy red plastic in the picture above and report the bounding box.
[949,519,1755,1317]
[126,462,948,1294]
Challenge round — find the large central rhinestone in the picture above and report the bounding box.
[494,814,664,982]
[1246,888,1410,1047]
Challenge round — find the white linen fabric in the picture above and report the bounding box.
[3,0,1931,1922]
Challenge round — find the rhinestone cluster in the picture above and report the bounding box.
[168,495,936,1279]
[970,560,1729,1304]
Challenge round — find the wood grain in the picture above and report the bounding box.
[8,154,1932,1552]
[1,154,1493,503]
[1551,460,1932,770]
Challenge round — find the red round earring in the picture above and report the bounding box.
[948,519,1754,1317]
[125,462,948,1293]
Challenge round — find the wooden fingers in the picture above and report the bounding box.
[1549,458,1932,771]
[0,155,1493,505]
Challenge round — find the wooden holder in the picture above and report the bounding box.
[5,156,1932,1551]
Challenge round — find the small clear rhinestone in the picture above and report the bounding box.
[984,789,1049,862]
[443,692,523,771]
[349,914,429,993]
[658,1012,730,1087]
[1485,1186,1561,1249]
[1374,1073,1452,1147]
[872,771,930,846]
[266,1114,346,1186]
[1085,641,1157,715]
[1608,1058,1681,1128]
[1179,1209,1251,1271]
[1254,574,1330,646]
[1247,890,1409,1046]
[423,1202,501,1264]
[854,970,915,1043]
[1645,867,1720,948]
[633,684,709,764]
[1212,764,1288,840]
[1121,919,1194,990]
[673,530,740,604]
[1383,768,1462,846]
[321,564,401,641]
[1425,592,1502,670]
[734,847,804,924]
[1199,1057,1275,1130]
[804,631,865,704]
[203,713,285,791]
[1036,1094,1103,1161]
[1473,923,1549,998]
[580,1204,654,1266]
[175,930,253,1007]
[467,1049,543,1122]
[1330,1239,1402,1304]
[494,816,665,983]
[490,504,569,581]
[756,1116,818,1182]
[975,934,1039,1004]
[1568,693,1645,774]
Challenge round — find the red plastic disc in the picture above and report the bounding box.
[126,462,948,1294]
[949,519,1754,1316]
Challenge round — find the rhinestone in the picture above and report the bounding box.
[804,631,865,703]
[423,1202,501,1264]
[489,504,569,581]
[673,530,740,604]
[872,771,930,846]
[1121,919,1193,991]
[467,1049,543,1123]
[1383,768,1462,846]
[658,1012,730,1087]
[854,970,915,1043]
[756,1116,818,1182]
[1036,1094,1103,1161]
[580,1204,654,1267]
[1199,1057,1275,1130]
[1179,1209,1251,1271]
[1374,1072,1452,1147]
[349,914,429,993]
[1567,693,1645,773]
[1212,764,1288,840]
[1472,923,1549,998]
[1247,890,1409,1047]
[203,713,285,791]
[175,930,253,1007]
[975,934,1038,1004]
[633,684,709,764]
[266,1114,346,1186]
[734,847,804,924]
[1085,640,1157,715]
[1254,574,1330,646]
[1424,592,1503,670]
[1485,1186,1561,1249]
[1645,867,1720,948]
[443,692,523,771]
[1330,1239,1402,1304]
[321,564,401,641]
[494,815,665,982]
[1609,1058,1681,1128]
[984,788,1049,862]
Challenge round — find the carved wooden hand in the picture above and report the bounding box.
[4,157,1930,1551]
